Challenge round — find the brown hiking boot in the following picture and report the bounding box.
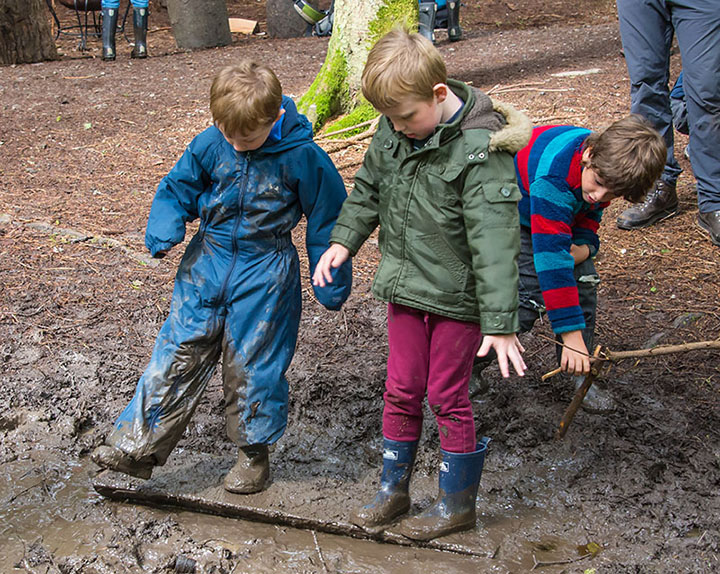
[698,210,720,246]
[616,180,678,229]
[91,445,154,479]
[223,445,270,494]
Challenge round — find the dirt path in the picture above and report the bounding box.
[1,1,719,573]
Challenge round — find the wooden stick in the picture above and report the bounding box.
[541,366,562,381]
[542,338,720,381]
[555,346,602,440]
[606,339,720,360]
[315,118,377,140]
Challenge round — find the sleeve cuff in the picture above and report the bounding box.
[480,311,519,335]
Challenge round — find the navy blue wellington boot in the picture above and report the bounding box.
[396,437,490,541]
[350,438,418,533]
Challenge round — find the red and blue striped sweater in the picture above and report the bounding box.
[514,125,609,335]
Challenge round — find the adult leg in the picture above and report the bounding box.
[671,0,720,244]
[616,0,680,229]
[130,0,149,58]
[100,1,119,61]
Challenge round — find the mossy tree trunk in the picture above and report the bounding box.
[0,0,58,66]
[297,0,418,132]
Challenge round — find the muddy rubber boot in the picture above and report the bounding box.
[616,180,678,229]
[446,0,462,41]
[574,376,617,414]
[224,444,270,494]
[91,445,154,479]
[101,8,118,61]
[395,437,489,541]
[131,7,149,59]
[418,2,437,43]
[350,438,418,533]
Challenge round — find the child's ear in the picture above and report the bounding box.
[432,83,449,104]
[276,108,285,121]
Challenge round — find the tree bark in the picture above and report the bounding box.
[0,0,58,66]
[165,0,231,50]
[297,0,418,131]
[266,0,310,39]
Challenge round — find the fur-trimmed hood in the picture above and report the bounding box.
[455,82,533,154]
[487,98,533,154]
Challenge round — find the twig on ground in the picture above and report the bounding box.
[531,552,591,570]
[311,530,330,573]
[315,118,377,140]
[320,117,380,155]
[335,159,364,172]
[486,81,546,95]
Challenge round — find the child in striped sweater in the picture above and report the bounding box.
[513,115,664,393]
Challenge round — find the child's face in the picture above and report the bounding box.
[378,92,444,140]
[581,148,618,204]
[217,109,284,152]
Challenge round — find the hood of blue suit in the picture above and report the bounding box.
[253,96,314,155]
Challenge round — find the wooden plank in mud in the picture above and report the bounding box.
[91,451,492,558]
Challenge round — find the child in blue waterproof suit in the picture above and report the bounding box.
[92,61,352,494]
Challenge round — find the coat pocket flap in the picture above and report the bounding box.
[482,181,522,203]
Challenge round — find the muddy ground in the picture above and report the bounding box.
[1,1,719,572]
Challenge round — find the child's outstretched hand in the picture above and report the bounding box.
[477,334,526,378]
[312,244,350,287]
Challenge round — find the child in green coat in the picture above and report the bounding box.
[313,28,531,540]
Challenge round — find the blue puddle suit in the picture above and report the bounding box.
[107,97,352,465]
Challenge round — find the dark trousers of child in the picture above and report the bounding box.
[382,302,483,453]
[517,227,598,359]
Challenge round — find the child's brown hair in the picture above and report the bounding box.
[361,27,447,110]
[210,61,282,137]
[584,115,666,203]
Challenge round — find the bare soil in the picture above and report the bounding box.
[1,1,719,573]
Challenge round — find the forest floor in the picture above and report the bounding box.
[1,1,719,573]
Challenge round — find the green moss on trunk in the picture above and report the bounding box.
[322,101,377,138]
[369,0,418,42]
[297,47,348,129]
[298,0,418,131]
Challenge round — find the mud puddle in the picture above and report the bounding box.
[0,443,623,573]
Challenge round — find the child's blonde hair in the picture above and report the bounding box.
[584,115,666,202]
[362,27,447,110]
[210,61,282,137]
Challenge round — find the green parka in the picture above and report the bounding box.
[330,80,533,334]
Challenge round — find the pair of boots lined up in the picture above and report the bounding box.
[101,7,148,61]
[352,437,490,541]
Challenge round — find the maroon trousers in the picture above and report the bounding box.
[382,303,483,453]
